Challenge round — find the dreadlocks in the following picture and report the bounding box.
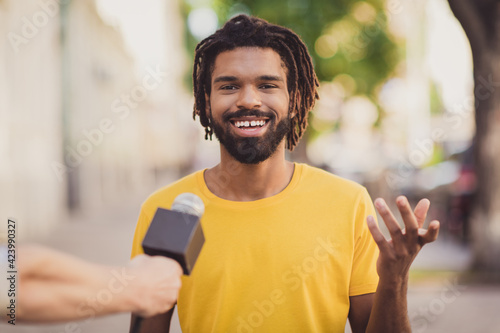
[192,14,319,150]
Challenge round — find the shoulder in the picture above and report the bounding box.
[298,163,367,198]
[295,164,373,209]
[141,170,204,217]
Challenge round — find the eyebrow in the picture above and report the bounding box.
[259,75,284,82]
[213,75,284,84]
[213,76,238,84]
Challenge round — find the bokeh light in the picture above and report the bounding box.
[315,35,339,59]
[187,7,218,41]
[351,1,377,24]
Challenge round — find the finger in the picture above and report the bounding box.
[413,198,430,228]
[157,256,183,276]
[366,215,392,253]
[168,259,184,276]
[419,220,440,245]
[374,198,405,251]
[396,196,419,244]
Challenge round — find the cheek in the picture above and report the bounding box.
[265,94,290,114]
[211,95,236,115]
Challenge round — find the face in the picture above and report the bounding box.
[207,47,292,164]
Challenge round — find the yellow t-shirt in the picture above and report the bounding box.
[131,163,379,332]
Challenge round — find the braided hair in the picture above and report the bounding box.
[192,14,319,150]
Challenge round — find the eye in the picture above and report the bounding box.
[220,85,238,90]
[260,83,277,89]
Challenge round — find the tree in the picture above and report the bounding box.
[184,0,398,90]
[448,0,500,275]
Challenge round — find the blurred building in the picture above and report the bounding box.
[61,0,153,212]
[0,0,64,239]
[0,0,192,239]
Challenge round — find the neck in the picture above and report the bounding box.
[204,144,295,201]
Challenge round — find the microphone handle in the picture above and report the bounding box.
[131,316,143,333]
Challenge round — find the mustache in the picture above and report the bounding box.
[222,109,275,122]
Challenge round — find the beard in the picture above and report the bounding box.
[210,109,291,164]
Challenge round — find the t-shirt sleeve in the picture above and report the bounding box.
[349,188,379,296]
[130,207,151,258]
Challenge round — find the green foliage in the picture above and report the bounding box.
[182,0,402,144]
[183,0,399,96]
[429,80,444,116]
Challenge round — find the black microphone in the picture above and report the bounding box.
[142,193,205,275]
[132,193,205,333]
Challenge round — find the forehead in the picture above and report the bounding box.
[211,47,286,80]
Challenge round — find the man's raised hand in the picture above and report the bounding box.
[366,196,440,283]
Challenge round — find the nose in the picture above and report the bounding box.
[236,85,262,110]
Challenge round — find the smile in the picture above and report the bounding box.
[233,120,267,128]
[229,117,270,136]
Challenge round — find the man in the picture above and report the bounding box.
[1,244,182,323]
[131,15,439,332]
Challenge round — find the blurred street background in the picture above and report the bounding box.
[1,0,500,332]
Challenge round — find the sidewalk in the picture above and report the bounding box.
[406,239,500,333]
[3,198,500,333]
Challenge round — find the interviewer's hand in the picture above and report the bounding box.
[366,196,440,284]
[126,255,183,317]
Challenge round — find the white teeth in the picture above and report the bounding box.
[234,120,267,128]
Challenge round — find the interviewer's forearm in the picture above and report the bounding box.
[17,245,140,323]
[18,262,137,323]
[14,245,180,323]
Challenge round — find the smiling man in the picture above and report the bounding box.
[130,15,439,333]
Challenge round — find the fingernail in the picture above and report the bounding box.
[430,220,440,228]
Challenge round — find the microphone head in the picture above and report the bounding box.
[171,193,205,218]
